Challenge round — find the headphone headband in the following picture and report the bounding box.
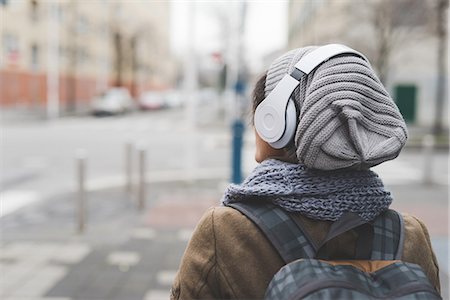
[294,44,363,74]
[254,44,365,149]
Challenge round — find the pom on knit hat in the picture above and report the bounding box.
[265,46,408,170]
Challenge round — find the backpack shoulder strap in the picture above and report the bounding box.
[371,209,405,260]
[225,200,316,263]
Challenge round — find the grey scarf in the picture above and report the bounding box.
[222,159,392,221]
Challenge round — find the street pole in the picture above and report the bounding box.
[46,2,60,119]
[125,141,133,193]
[137,143,147,210]
[231,120,244,183]
[184,3,198,176]
[224,6,239,125]
[230,2,247,184]
[422,134,435,185]
[76,149,87,234]
[433,0,448,136]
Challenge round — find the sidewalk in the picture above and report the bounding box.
[1,179,224,300]
[1,179,448,299]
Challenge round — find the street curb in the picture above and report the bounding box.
[82,168,229,192]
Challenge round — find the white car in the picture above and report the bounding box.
[165,91,183,108]
[91,88,134,116]
[138,91,167,110]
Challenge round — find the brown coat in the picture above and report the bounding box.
[171,206,440,299]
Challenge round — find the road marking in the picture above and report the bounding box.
[106,251,141,271]
[52,243,91,264]
[364,159,419,184]
[177,229,194,241]
[9,265,67,297]
[156,270,177,286]
[373,159,449,185]
[131,227,156,240]
[0,242,36,260]
[0,190,40,218]
[83,168,228,192]
[144,289,171,300]
[0,242,81,298]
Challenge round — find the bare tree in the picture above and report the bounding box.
[66,0,77,113]
[111,25,140,90]
[130,34,137,96]
[372,0,429,84]
[110,2,129,88]
[128,26,152,97]
[352,0,448,133]
[113,30,123,87]
[433,0,448,135]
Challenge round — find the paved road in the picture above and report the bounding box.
[2,107,448,210]
[1,107,233,214]
[1,108,448,299]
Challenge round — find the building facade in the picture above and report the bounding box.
[0,0,173,115]
[288,0,448,129]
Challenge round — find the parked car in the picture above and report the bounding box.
[138,91,167,110]
[91,88,134,116]
[165,90,183,108]
[198,88,219,104]
[138,90,184,111]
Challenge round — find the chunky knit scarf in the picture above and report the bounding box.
[222,159,392,221]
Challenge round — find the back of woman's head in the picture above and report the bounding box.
[253,45,408,170]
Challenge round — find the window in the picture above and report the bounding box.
[31,44,39,70]
[2,33,19,65]
[3,33,18,53]
[30,0,38,22]
[77,15,89,34]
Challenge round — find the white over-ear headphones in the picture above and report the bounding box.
[254,44,365,149]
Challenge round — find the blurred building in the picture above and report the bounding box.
[0,0,174,114]
[288,0,448,129]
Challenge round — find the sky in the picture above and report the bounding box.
[170,1,288,72]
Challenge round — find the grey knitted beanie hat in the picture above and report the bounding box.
[265,46,408,170]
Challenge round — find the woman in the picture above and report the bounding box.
[170,45,440,299]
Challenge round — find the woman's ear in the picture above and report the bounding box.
[254,128,285,163]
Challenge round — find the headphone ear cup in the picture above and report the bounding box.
[270,99,297,149]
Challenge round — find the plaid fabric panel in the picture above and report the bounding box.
[303,288,381,300]
[226,201,315,263]
[297,289,437,300]
[371,209,402,260]
[265,260,440,300]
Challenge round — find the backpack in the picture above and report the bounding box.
[226,200,441,300]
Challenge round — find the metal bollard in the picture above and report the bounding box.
[76,149,87,234]
[125,141,133,193]
[422,134,435,185]
[231,119,245,184]
[137,144,147,210]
